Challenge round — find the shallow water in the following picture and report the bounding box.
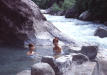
[0,46,53,75]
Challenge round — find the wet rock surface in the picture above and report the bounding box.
[95,27,107,38]
[72,54,88,64]
[80,46,98,60]
[42,56,60,75]
[79,11,92,21]
[41,55,97,75]
[17,70,31,75]
[31,63,55,75]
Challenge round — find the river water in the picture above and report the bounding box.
[44,14,107,58]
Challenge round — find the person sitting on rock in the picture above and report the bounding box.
[27,43,35,56]
[53,37,59,45]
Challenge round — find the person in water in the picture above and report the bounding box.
[53,37,64,58]
[27,43,35,56]
[53,43,62,55]
[53,37,58,45]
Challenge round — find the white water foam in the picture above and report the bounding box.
[44,14,107,57]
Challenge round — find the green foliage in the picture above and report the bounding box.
[61,0,75,10]
[51,3,63,12]
[51,0,75,12]
[32,0,50,9]
[74,0,107,21]
[32,0,76,11]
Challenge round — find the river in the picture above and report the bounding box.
[44,14,107,58]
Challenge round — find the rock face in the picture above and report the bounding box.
[0,0,46,47]
[95,27,107,38]
[80,46,98,60]
[31,63,55,75]
[0,0,76,47]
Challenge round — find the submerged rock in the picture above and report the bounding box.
[31,63,55,75]
[94,27,107,38]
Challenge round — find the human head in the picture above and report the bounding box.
[28,43,34,47]
[53,37,58,44]
[55,37,58,40]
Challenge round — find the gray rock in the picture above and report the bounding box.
[17,70,30,75]
[65,6,80,18]
[55,10,66,16]
[72,54,88,65]
[41,56,60,75]
[55,55,72,75]
[42,55,73,75]
[31,63,55,75]
[104,21,107,25]
[95,27,107,38]
[80,46,98,60]
[0,0,46,47]
[79,11,92,21]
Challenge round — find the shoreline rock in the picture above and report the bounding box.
[95,27,107,38]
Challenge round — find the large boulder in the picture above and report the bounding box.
[65,6,80,18]
[41,56,60,75]
[79,11,92,21]
[0,0,76,47]
[31,63,55,75]
[42,55,73,75]
[94,27,107,38]
[0,0,46,47]
[80,46,98,60]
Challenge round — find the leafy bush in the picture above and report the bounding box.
[61,0,75,10]
[51,3,63,12]
[32,0,50,9]
[51,0,75,12]
[74,0,107,21]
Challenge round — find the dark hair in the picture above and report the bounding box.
[28,44,34,47]
[53,37,58,43]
